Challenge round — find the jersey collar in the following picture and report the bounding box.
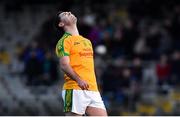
[65,32,72,36]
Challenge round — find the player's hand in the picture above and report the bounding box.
[77,79,89,90]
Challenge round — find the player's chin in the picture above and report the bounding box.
[72,17,77,23]
[72,20,77,24]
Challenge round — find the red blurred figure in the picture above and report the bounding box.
[156,54,171,85]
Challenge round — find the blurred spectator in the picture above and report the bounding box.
[156,54,171,86]
[21,41,44,64]
[101,64,120,108]
[15,42,25,59]
[158,29,172,54]
[41,51,58,86]
[146,23,161,59]
[10,55,24,76]
[88,25,101,46]
[24,51,42,86]
[134,36,150,59]
[115,68,131,106]
[82,7,96,27]
[122,19,139,58]
[0,47,10,65]
[102,64,117,95]
[131,57,143,82]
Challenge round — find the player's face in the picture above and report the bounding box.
[59,12,77,26]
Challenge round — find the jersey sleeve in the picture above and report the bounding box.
[56,37,72,57]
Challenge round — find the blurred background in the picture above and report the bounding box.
[0,0,180,115]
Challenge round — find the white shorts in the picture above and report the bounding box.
[62,89,106,115]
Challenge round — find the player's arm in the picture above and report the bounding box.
[59,56,89,90]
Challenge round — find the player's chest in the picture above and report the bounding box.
[71,40,93,55]
[71,40,93,53]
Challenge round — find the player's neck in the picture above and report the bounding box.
[64,25,79,36]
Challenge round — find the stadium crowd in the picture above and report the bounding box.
[0,0,180,115]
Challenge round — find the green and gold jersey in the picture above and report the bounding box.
[56,32,98,91]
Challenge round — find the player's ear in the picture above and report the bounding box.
[58,22,64,27]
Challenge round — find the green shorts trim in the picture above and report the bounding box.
[64,89,73,112]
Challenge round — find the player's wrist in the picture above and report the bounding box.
[76,77,81,82]
[75,77,82,84]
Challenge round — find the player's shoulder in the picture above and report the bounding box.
[81,36,92,43]
[57,33,72,45]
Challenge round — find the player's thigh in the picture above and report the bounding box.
[86,106,107,116]
[85,91,107,116]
